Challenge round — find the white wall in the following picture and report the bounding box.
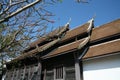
[83,53,120,80]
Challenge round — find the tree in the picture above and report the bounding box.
[0,0,58,77]
[0,0,90,78]
[0,0,58,59]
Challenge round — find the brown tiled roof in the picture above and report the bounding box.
[90,19,120,42]
[9,21,91,63]
[8,19,120,63]
[83,39,120,59]
[42,38,85,59]
[41,19,120,59]
[23,21,91,53]
[41,19,94,59]
[60,23,90,42]
[59,19,120,43]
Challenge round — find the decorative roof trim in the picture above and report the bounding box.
[77,18,94,60]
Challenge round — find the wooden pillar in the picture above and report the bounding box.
[43,69,46,80]
[74,52,83,80]
[80,60,83,80]
[75,59,81,80]
[63,66,66,80]
[54,68,56,80]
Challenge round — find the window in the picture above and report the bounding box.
[55,66,64,79]
[54,66,65,80]
[45,66,76,80]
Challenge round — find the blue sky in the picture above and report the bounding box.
[47,0,120,29]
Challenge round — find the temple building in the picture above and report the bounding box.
[4,18,120,80]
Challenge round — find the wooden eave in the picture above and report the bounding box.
[83,38,120,59]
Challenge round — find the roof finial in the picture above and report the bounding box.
[88,14,95,23]
[92,13,96,20]
[65,18,71,26]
